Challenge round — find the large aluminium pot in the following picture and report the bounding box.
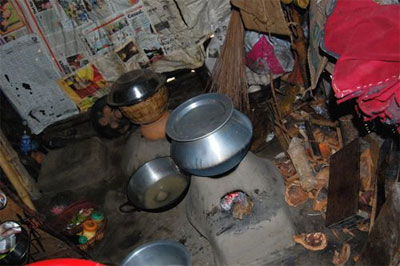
[166,93,253,176]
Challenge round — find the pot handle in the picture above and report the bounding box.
[119,202,138,213]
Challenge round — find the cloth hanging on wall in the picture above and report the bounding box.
[324,0,400,131]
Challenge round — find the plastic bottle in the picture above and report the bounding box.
[20,121,31,155]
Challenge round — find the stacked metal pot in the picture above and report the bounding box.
[108,69,170,140]
[166,93,253,176]
[110,70,253,212]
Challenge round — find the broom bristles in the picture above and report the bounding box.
[208,9,249,113]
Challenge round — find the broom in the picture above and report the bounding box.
[208,9,250,113]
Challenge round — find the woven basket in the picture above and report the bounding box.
[120,85,168,124]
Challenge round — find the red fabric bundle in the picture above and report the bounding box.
[324,0,400,131]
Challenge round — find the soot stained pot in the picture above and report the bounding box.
[108,70,168,124]
[120,157,190,213]
[166,93,253,176]
[107,69,166,106]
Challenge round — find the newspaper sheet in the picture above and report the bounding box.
[1,26,29,44]
[0,34,79,134]
[57,63,110,111]
[114,38,150,70]
[175,0,231,35]
[92,51,126,81]
[22,0,92,75]
[109,0,137,13]
[80,20,114,56]
[124,4,164,63]
[54,0,114,29]
[102,14,135,49]
[0,0,26,36]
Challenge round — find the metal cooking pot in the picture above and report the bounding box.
[120,157,190,213]
[121,240,191,266]
[108,69,166,107]
[166,93,253,176]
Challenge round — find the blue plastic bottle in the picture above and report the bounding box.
[20,121,31,155]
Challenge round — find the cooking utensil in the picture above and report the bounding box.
[120,157,190,213]
[121,240,191,266]
[166,93,253,176]
[108,69,166,106]
[0,222,29,265]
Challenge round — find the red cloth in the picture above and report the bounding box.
[324,0,400,131]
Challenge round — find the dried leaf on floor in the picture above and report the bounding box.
[313,128,325,143]
[319,142,332,158]
[342,228,355,238]
[312,187,328,212]
[330,228,341,241]
[293,232,328,251]
[316,167,329,189]
[277,160,296,178]
[332,243,351,266]
[285,180,308,207]
[360,148,374,191]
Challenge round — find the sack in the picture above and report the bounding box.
[231,0,290,36]
[245,31,294,75]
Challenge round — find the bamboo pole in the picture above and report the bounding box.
[0,129,39,210]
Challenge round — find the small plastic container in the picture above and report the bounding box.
[91,212,104,225]
[82,220,98,240]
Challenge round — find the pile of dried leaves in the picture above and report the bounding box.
[272,94,376,261]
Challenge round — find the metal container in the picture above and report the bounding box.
[121,240,191,266]
[166,93,253,176]
[108,70,168,124]
[120,157,190,212]
[108,69,166,106]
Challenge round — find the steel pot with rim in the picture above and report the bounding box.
[119,157,190,213]
[166,93,253,176]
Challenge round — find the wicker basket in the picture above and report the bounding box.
[120,85,168,124]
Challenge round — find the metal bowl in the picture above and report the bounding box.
[121,240,191,266]
[126,157,190,211]
[167,93,253,176]
[108,69,166,107]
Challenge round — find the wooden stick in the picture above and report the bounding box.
[270,72,283,121]
[0,149,36,210]
[336,127,344,149]
[0,130,39,210]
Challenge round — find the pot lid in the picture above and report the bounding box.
[166,93,233,141]
[108,69,166,106]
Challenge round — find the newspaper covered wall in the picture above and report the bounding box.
[0,0,230,133]
[0,34,79,134]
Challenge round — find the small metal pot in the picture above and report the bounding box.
[120,157,190,213]
[166,93,253,176]
[121,240,191,266]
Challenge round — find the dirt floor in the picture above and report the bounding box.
[33,69,369,265]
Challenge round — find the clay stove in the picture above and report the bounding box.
[186,152,295,265]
